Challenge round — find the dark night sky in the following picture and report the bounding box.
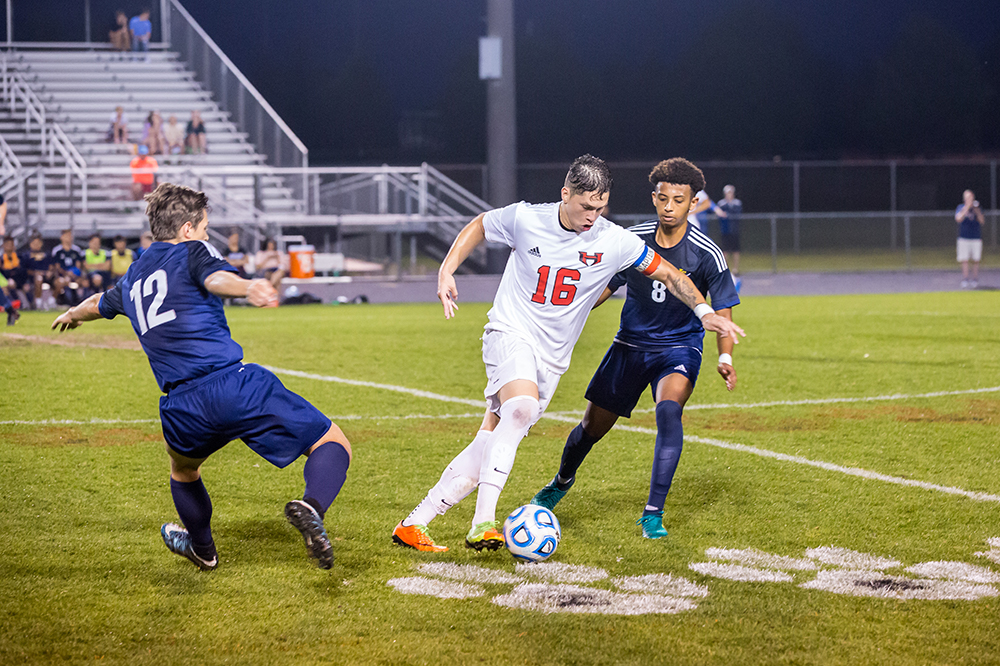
[10,0,1000,163]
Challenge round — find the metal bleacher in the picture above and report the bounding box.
[0,0,494,275]
[0,45,301,234]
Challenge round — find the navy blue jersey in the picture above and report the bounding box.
[717,198,742,236]
[98,240,242,392]
[52,245,83,272]
[607,221,740,350]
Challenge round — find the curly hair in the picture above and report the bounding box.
[648,158,706,194]
[144,183,210,241]
[564,154,613,196]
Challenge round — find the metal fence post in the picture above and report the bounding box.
[904,214,911,271]
[792,162,800,254]
[770,215,778,273]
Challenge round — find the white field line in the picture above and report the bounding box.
[0,418,160,425]
[631,385,1000,414]
[6,359,999,504]
[262,365,486,408]
[538,412,1000,505]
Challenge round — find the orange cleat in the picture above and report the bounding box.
[465,521,505,551]
[392,521,448,552]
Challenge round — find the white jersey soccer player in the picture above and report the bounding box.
[391,155,744,553]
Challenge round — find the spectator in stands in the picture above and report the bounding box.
[22,233,54,310]
[715,184,743,291]
[224,231,251,278]
[186,110,207,154]
[1,235,26,317]
[255,238,287,289]
[130,8,152,59]
[1,235,26,296]
[135,230,153,258]
[164,114,185,154]
[84,233,112,293]
[131,144,159,200]
[143,110,167,155]
[108,106,129,144]
[52,229,85,306]
[109,10,130,54]
[0,191,6,236]
[111,235,134,281]
[956,189,986,289]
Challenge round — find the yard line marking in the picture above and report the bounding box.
[6,409,999,504]
[0,418,159,425]
[262,365,486,408]
[630,385,1000,414]
[539,412,1000,505]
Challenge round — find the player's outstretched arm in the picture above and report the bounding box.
[647,259,745,343]
[51,292,104,332]
[437,213,487,319]
[204,270,278,307]
[714,307,737,392]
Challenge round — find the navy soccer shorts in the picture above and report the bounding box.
[159,363,332,468]
[584,343,703,418]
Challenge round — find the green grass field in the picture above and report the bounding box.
[2,292,999,665]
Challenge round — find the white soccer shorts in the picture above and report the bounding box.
[481,329,561,416]
[957,238,982,262]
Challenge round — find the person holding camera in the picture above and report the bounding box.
[955,189,985,289]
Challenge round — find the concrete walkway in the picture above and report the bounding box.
[286,269,998,305]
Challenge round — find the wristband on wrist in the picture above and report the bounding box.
[718,353,733,366]
[693,303,714,320]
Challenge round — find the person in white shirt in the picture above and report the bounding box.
[391,155,745,553]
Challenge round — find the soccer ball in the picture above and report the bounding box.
[503,505,561,562]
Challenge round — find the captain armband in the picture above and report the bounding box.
[633,247,661,276]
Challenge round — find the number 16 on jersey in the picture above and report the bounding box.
[530,266,581,306]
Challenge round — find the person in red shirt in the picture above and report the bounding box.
[130,144,158,200]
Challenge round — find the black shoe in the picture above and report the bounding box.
[5,308,19,326]
[285,500,334,569]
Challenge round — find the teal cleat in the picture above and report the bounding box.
[637,512,669,539]
[530,476,574,510]
[161,523,218,570]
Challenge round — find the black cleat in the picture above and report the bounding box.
[285,500,334,569]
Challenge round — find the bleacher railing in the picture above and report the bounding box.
[165,0,308,185]
[1,59,89,218]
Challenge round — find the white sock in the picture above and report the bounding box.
[402,430,491,527]
[472,396,540,526]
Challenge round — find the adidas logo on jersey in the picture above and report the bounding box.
[674,365,687,373]
[528,247,541,257]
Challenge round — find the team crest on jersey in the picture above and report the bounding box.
[579,251,603,267]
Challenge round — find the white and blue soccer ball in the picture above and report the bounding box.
[503,505,561,562]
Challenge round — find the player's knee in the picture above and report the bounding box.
[500,395,540,430]
[655,399,682,428]
[310,423,352,461]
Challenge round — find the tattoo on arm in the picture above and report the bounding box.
[668,273,700,309]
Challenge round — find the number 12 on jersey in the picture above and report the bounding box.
[129,269,177,335]
[531,266,581,306]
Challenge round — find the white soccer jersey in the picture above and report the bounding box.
[482,201,651,374]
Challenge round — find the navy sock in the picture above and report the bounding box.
[645,400,684,516]
[169,477,216,560]
[556,424,601,489]
[303,442,350,518]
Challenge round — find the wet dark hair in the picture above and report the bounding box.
[648,158,706,194]
[564,154,613,196]
[144,183,210,241]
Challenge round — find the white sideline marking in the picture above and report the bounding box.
[262,365,486,408]
[540,413,1000,505]
[0,418,159,425]
[636,385,1000,413]
[8,359,999,505]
